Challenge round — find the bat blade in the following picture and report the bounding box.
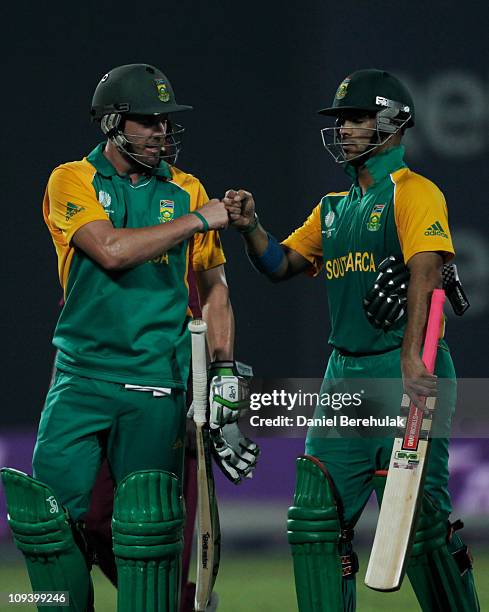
[195,423,215,611]
[365,425,430,590]
[365,289,445,591]
[188,319,215,611]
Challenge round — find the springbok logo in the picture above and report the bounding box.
[46,495,59,514]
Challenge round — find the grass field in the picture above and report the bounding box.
[1,548,487,610]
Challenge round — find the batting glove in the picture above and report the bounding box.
[209,360,253,429]
[363,256,470,330]
[363,255,409,330]
[211,422,259,484]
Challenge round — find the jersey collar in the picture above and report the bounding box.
[345,145,406,187]
[86,142,172,180]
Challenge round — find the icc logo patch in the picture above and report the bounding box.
[159,200,175,223]
[336,77,351,100]
[155,79,170,102]
[367,204,385,232]
[323,210,336,238]
[98,190,114,215]
[324,210,335,228]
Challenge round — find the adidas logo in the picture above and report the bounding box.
[65,201,84,221]
[424,221,448,239]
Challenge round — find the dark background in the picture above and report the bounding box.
[3,1,488,426]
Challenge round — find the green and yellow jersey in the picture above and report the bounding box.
[282,145,454,354]
[43,142,225,388]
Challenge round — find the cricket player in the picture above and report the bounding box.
[224,69,479,610]
[81,264,216,611]
[1,63,253,611]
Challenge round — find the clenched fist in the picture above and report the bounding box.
[196,198,229,231]
[223,189,256,231]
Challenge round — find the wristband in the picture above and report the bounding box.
[238,213,259,235]
[210,360,254,377]
[247,232,285,277]
[190,211,209,233]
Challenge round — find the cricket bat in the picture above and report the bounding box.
[365,288,446,591]
[188,319,215,611]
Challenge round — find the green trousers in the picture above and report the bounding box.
[32,369,186,521]
[306,342,456,524]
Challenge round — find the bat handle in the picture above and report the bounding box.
[192,370,208,425]
[189,319,208,425]
[421,289,446,374]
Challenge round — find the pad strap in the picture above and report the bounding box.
[448,520,473,575]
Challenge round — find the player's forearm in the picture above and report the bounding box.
[401,253,443,359]
[101,214,203,269]
[241,222,291,281]
[242,222,270,255]
[201,286,235,360]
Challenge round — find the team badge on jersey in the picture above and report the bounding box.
[155,79,170,102]
[367,204,386,232]
[335,77,351,100]
[159,200,175,223]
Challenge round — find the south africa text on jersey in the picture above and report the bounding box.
[325,251,376,279]
[149,253,169,265]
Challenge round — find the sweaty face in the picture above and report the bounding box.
[337,111,377,161]
[123,114,169,167]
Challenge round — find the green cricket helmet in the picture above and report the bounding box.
[90,63,192,167]
[90,63,193,119]
[319,69,415,164]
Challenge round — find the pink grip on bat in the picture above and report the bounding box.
[421,289,446,374]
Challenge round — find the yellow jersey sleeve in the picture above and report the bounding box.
[392,169,455,263]
[43,160,109,290]
[43,161,109,246]
[190,181,226,271]
[281,203,323,276]
[169,169,226,271]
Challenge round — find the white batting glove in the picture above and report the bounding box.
[211,422,259,484]
[209,361,253,429]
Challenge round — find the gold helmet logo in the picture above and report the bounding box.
[335,77,351,100]
[155,79,170,102]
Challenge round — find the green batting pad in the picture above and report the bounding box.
[287,456,345,612]
[112,470,184,612]
[408,495,479,611]
[1,468,93,612]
